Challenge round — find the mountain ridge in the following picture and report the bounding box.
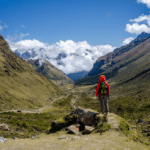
[27,59,74,84]
[0,35,65,110]
[75,34,150,85]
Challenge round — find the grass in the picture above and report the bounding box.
[0,112,57,138]
[1,130,150,150]
[0,94,76,138]
[0,35,65,110]
[43,94,74,118]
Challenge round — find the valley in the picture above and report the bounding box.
[0,34,150,149]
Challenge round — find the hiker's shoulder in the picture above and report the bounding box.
[105,81,109,85]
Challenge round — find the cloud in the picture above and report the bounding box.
[0,23,7,31]
[7,39,116,74]
[122,37,135,45]
[125,23,150,34]
[125,15,150,34]
[130,14,150,26]
[21,25,25,28]
[137,0,150,8]
[6,33,30,43]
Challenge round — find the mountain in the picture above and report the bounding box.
[0,35,65,110]
[67,70,88,81]
[113,32,150,52]
[75,34,150,85]
[14,49,86,82]
[27,59,74,84]
[136,32,150,40]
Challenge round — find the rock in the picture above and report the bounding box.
[58,137,68,140]
[31,135,38,139]
[13,136,18,140]
[67,125,79,135]
[82,126,95,134]
[0,124,10,131]
[131,125,137,129]
[70,108,98,126]
[137,119,143,123]
[0,136,5,142]
[79,118,85,132]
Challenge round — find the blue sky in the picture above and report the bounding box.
[0,0,149,47]
[0,0,150,74]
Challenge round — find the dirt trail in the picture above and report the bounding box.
[39,94,69,113]
[0,95,69,114]
[71,96,78,109]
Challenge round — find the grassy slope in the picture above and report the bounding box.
[28,59,74,85]
[0,95,74,138]
[0,35,65,110]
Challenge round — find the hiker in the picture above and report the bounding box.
[96,75,110,114]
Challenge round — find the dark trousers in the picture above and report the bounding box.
[98,95,109,114]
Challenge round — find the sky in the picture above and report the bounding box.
[0,0,150,74]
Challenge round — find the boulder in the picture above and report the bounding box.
[67,125,79,135]
[82,126,95,134]
[49,108,100,133]
[70,108,99,126]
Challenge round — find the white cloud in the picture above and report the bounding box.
[7,39,116,74]
[6,33,30,43]
[125,0,150,35]
[122,37,135,45]
[125,23,150,34]
[125,15,150,34]
[0,24,7,31]
[137,0,150,8]
[130,14,150,26]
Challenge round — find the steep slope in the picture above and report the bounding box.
[75,34,150,85]
[0,35,65,110]
[27,59,74,84]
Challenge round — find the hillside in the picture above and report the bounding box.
[75,34,150,85]
[0,35,65,110]
[27,59,74,84]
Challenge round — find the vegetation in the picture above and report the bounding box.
[0,35,65,110]
[0,112,56,138]
[0,95,74,138]
[93,115,111,134]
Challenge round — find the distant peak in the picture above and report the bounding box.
[136,32,150,40]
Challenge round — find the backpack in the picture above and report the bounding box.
[98,81,108,95]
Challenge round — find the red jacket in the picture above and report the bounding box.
[96,75,110,97]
